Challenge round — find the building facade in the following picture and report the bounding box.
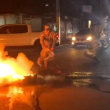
[0,13,43,32]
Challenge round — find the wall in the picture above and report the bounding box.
[0,16,5,25]
[5,15,16,24]
[23,17,42,32]
[60,18,80,44]
[0,14,42,32]
[31,18,42,32]
[0,14,16,25]
[60,21,66,41]
[72,18,79,34]
[65,21,72,38]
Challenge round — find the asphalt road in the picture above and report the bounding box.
[1,45,110,110]
[7,45,110,75]
[6,45,110,74]
[54,45,110,75]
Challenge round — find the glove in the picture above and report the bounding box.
[43,46,47,49]
[51,48,54,51]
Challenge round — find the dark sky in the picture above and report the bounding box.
[0,0,108,16]
[0,0,44,14]
[0,0,56,14]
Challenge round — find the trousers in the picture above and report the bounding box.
[37,48,55,69]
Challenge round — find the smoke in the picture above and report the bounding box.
[17,52,34,75]
[44,75,58,81]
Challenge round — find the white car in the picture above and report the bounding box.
[0,24,59,50]
[0,24,41,47]
[71,28,93,47]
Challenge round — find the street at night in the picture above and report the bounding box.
[0,0,110,109]
[0,45,108,110]
[9,45,110,75]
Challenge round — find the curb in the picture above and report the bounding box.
[59,44,70,47]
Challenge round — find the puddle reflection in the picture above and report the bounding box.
[67,72,93,78]
[68,72,93,87]
[0,86,43,110]
[72,79,92,87]
[67,72,110,89]
[0,72,110,110]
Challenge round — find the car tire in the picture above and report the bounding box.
[103,42,109,49]
[34,40,42,55]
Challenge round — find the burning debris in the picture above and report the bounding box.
[0,44,35,86]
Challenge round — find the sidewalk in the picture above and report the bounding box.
[60,39,71,46]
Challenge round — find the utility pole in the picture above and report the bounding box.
[56,0,61,44]
[100,0,103,29]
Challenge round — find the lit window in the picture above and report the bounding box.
[45,4,49,6]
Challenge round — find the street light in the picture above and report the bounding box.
[45,4,49,7]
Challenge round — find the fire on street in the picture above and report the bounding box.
[0,45,109,110]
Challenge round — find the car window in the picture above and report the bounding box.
[12,25,28,33]
[0,26,13,34]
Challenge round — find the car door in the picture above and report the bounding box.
[0,25,30,46]
[0,25,13,46]
[10,25,30,46]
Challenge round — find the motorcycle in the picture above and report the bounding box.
[100,38,109,49]
[84,43,107,62]
[85,36,109,57]
[99,30,109,49]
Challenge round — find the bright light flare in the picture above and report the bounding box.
[0,63,24,80]
[0,44,34,86]
[72,42,74,45]
[88,20,91,28]
[45,4,49,6]
[87,36,92,41]
[72,37,76,41]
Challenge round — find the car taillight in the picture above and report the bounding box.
[56,35,59,39]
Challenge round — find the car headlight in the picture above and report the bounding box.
[87,36,92,41]
[72,37,76,41]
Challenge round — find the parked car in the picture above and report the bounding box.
[0,24,59,51]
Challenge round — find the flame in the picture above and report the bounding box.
[7,86,36,110]
[0,44,34,86]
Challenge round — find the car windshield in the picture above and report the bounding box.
[76,29,90,35]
